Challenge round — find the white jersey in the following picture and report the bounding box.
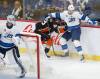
[0,26,20,48]
[50,11,94,27]
[61,11,81,27]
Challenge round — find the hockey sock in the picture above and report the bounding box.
[13,48,26,74]
[61,44,69,54]
[45,48,50,54]
[75,46,83,54]
[73,40,83,55]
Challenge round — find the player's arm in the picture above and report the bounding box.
[85,17,97,25]
[48,13,59,18]
[79,13,97,25]
[48,12,65,20]
[0,34,1,38]
[12,33,21,46]
[0,34,1,41]
[34,22,43,35]
[0,29,2,39]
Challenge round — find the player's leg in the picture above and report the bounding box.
[62,31,71,41]
[71,27,85,61]
[61,31,71,56]
[41,33,51,58]
[44,38,52,58]
[0,46,18,67]
[13,46,20,58]
[59,37,69,56]
[0,47,6,58]
[0,47,6,66]
[12,46,26,78]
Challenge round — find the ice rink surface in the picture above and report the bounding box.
[0,57,100,79]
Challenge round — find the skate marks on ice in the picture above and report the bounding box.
[0,73,34,79]
[0,69,36,79]
[1,57,100,79]
[47,57,100,79]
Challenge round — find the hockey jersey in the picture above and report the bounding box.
[50,11,96,28]
[0,25,20,48]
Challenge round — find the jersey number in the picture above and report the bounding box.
[4,34,13,38]
[69,18,75,22]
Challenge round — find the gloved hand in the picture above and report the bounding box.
[41,33,50,41]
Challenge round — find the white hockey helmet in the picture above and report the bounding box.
[68,5,75,11]
[7,15,16,25]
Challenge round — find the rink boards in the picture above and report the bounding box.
[0,19,100,61]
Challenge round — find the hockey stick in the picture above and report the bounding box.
[46,21,59,56]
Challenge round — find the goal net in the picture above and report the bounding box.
[19,32,48,79]
[20,32,41,79]
[3,32,52,79]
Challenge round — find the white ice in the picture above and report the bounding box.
[0,57,100,79]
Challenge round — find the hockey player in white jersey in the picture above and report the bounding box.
[47,5,97,61]
[0,15,26,78]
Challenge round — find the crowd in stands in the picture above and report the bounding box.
[0,0,99,22]
[0,0,65,20]
[0,0,23,19]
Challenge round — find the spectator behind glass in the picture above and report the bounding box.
[35,0,45,9]
[0,0,11,18]
[25,4,34,20]
[44,0,52,7]
[12,0,23,19]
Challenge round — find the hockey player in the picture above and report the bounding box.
[51,18,70,57]
[47,5,97,61]
[0,15,26,78]
[35,18,69,57]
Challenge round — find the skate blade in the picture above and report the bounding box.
[18,72,26,78]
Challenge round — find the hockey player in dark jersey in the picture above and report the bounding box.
[35,17,69,58]
[35,18,55,57]
[0,15,26,78]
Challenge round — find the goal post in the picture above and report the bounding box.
[20,32,41,79]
